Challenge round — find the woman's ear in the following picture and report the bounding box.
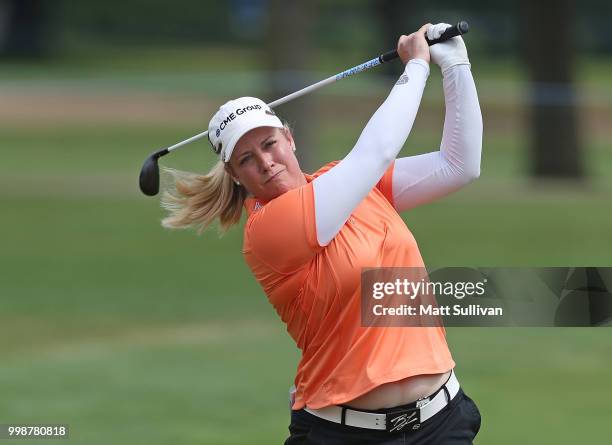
[281,127,296,151]
[224,163,240,185]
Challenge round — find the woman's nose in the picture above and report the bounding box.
[258,152,275,172]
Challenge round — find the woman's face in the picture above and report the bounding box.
[226,126,306,201]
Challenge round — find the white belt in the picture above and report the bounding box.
[298,370,460,432]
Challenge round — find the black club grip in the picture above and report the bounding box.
[379,21,469,63]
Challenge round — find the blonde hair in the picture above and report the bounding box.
[161,124,293,235]
[161,161,248,235]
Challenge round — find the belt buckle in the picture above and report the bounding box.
[416,396,430,408]
[385,407,421,433]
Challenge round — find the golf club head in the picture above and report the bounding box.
[139,148,168,196]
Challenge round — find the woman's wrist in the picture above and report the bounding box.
[406,58,430,78]
[441,62,471,78]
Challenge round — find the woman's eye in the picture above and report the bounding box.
[239,155,250,165]
[266,140,276,147]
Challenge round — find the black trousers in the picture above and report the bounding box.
[284,389,481,445]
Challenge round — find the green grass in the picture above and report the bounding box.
[1,123,611,443]
[2,320,611,444]
[1,51,611,444]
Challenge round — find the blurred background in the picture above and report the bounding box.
[1,0,610,443]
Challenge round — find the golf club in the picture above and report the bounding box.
[139,21,469,196]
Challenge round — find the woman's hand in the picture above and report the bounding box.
[428,23,470,74]
[397,23,431,65]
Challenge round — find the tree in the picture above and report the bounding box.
[265,0,317,171]
[519,0,583,179]
[372,0,413,78]
[0,0,57,58]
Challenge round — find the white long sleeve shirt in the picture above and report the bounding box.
[312,61,482,246]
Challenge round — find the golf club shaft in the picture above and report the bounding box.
[164,21,468,154]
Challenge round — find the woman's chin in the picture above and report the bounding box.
[261,182,293,201]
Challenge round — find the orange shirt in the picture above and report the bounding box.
[242,161,455,410]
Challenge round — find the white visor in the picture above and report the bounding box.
[208,97,284,163]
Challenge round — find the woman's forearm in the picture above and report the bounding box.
[391,64,482,212]
[312,59,429,246]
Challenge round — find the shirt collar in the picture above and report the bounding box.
[244,172,313,216]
